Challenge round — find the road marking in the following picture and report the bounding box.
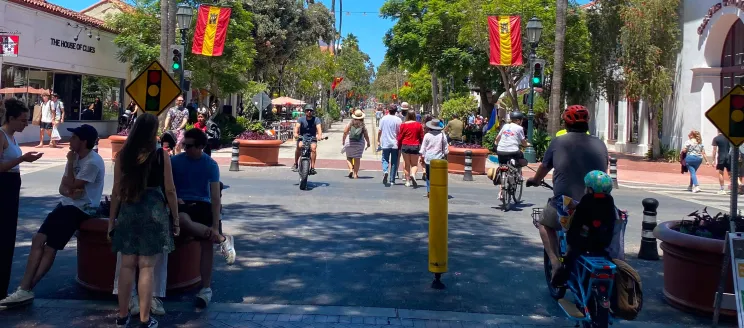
[20,160,65,176]
[621,182,742,212]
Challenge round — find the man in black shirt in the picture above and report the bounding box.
[292,105,323,174]
[712,130,732,194]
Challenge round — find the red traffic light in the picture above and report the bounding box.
[148,71,161,84]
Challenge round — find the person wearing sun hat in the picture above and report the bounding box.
[342,109,371,178]
[419,119,449,197]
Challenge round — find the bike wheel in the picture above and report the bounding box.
[582,290,610,328]
[513,175,524,203]
[299,158,310,190]
[500,172,510,210]
[544,250,566,300]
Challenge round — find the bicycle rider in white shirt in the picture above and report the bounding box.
[494,111,529,200]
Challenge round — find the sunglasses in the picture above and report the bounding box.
[183,143,201,149]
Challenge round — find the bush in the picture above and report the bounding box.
[328,98,341,121]
[532,128,551,162]
[441,96,478,121]
[482,128,497,152]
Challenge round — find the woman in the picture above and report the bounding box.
[110,113,179,328]
[0,99,42,299]
[194,109,208,133]
[682,130,711,193]
[397,110,424,187]
[419,119,449,198]
[342,109,370,178]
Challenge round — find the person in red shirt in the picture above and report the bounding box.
[397,110,424,188]
[194,110,208,133]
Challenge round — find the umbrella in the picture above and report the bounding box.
[271,96,305,106]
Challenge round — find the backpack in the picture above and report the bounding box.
[611,259,643,320]
[206,119,221,141]
[349,124,363,142]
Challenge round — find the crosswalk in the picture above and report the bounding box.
[19,160,65,176]
[620,182,743,212]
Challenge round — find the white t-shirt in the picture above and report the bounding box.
[496,123,525,152]
[60,151,106,214]
[41,100,54,123]
[378,114,402,149]
[55,101,64,121]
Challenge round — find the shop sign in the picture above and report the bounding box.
[50,38,95,54]
[1,35,19,57]
[699,1,744,35]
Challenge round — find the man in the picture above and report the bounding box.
[375,106,384,126]
[52,94,65,124]
[171,128,236,308]
[378,104,402,185]
[444,114,464,143]
[526,105,608,284]
[35,93,56,148]
[0,125,104,309]
[400,102,410,118]
[292,105,323,174]
[712,130,733,194]
[163,96,189,153]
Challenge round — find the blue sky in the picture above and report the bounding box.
[50,0,592,68]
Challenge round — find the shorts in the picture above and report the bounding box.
[497,151,524,167]
[716,158,731,172]
[178,201,214,228]
[401,144,421,155]
[40,122,53,130]
[37,204,92,250]
[296,137,317,146]
[538,198,560,230]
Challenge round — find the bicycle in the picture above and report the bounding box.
[297,135,328,190]
[496,158,524,211]
[528,181,621,328]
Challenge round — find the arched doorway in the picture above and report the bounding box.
[722,19,744,96]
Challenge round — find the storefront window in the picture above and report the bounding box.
[81,76,123,121]
[722,20,744,97]
[1,65,30,104]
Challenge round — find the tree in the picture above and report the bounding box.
[587,0,626,100]
[620,0,680,158]
[548,0,568,135]
[284,45,337,101]
[399,66,433,108]
[106,0,160,72]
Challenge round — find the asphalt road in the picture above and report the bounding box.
[8,164,733,327]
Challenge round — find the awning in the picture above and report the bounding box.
[271,96,306,106]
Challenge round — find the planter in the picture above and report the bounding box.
[108,135,127,161]
[76,218,201,293]
[236,139,283,166]
[447,147,489,175]
[653,221,735,316]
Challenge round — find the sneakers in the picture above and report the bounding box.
[219,235,237,265]
[718,189,728,195]
[310,168,317,175]
[129,294,140,315]
[195,288,213,309]
[140,317,159,328]
[150,297,165,316]
[410,177,418,188]
[687,185,693,192]
[0,288,34,308]
[404,180,411,187]
[693,186,702,193]
[382,172,389,185]
[116,314,130,328]
[291,164,298,172]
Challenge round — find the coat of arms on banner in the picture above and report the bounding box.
[1,35,19,57]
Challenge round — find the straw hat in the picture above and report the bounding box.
[401,102,410,109]
[426,119,443,130]
[351,109,365,119]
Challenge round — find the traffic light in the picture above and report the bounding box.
[531,59,546,88]
[730,95,744,137]
[168,45,184,74]
[145,70,161,112]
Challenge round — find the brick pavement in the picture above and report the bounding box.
[0,299,698,328]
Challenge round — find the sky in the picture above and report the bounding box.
[50,0,592,69]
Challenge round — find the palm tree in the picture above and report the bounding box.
[548,0,568,135]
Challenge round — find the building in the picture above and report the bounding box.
[590,0,744,156]
[80,0,133,19]
[0,0,129,143]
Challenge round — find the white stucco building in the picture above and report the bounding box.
[0,0,129,143]
[589,0,744,156]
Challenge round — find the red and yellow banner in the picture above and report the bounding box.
[331,77,344,91]
[488,16,523,66]
[192,5,231,57]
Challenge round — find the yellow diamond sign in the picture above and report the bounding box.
[705,85,744,147]
[125,60,182,116]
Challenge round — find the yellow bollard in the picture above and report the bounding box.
[428,159,448,289]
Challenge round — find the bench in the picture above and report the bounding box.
[75,218,201,293]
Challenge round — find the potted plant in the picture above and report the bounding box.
[108,129,129,161]
[447,143,489,175]
[235,122,283,166]
[653,208,741,316]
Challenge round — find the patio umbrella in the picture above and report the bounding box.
[271,96,306,106]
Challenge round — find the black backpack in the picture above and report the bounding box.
[566,193,617,256]
[206,119,221,141]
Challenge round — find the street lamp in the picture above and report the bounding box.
[176,4,193,95]
[523,17,543,164]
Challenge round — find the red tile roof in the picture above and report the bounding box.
[8,0,118,33]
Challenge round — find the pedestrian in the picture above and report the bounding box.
[35,93,55,148]
[109,113,178,327]
[51,94,64,146]
[0,99,43,299]
[342,109,370,179]
[398,110,424,187]
[682,130,711,193]
[712,130,736,194]
[444,114,464,144]
[0,124,104,310]
[419,119,449,198]
[378,104,402,186]
[163,96,189,153]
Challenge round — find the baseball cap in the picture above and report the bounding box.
[67,124,98,143]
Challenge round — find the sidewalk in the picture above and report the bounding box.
[0,298,698,328]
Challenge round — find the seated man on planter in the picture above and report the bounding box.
[292,105,323,174]
[171,128,236,308]
[0,125,105,309]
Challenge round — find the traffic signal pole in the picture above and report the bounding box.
[524,51,537,163]
[179,29,187,98]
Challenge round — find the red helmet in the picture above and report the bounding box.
[562,105,590,125]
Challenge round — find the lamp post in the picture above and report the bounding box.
[176,4,193,96]
[523,17,543,164]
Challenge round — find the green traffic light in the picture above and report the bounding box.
[172,62,180,70]
[532,77,540,84]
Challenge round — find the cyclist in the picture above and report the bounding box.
[494,111,529,200]
[526,105,608,285]
[292,105,323,175]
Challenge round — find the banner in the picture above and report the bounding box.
[192,5,231,56]
[331,77,344,91]
[485,107,499,134]
[1,35,19,57]
[488,16,523,66]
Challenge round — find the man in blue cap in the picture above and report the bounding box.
[0,124,105,309]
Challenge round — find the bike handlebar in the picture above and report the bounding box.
[526,179,553,190]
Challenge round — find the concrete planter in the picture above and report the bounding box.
[447,147,489,175]
[108,134,127,161]
[653,221,735,316]
[236,139,283,166]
